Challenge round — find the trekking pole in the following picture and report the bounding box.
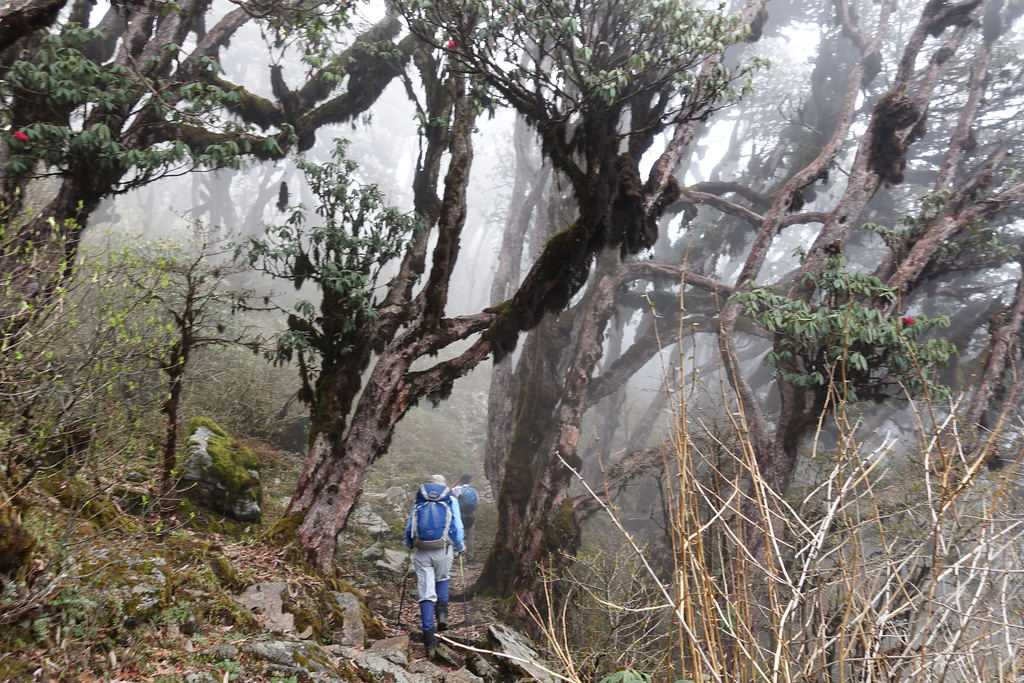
[459,552,468,626]
[395,557,411,628]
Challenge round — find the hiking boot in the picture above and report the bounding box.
[437,602,448,631]
[423,630,437,659]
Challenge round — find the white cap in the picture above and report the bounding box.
[429,474,447,485]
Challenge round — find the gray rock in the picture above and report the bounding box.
[369,635,410,667]
[331,591,365,647]
[335,645,432,683]
[375,548,410,574]
[184,673,217,683]
[243,640,336,674]
[434,642,464,669]
[383,486,408,511]
[235,582,294,633]
[349,503,390,536]
[467,654,501,681]
[361,542,385,561]
[128,581,162,615]
[125,470,148,483]
[409,658,450,680]
[121,559,167,621]
[444,668,484,683]
[207,643,239,660]
[179,422,262,522]
[244,640,299,667]
[487,623,557,683]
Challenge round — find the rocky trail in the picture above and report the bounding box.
[0,423,555,682]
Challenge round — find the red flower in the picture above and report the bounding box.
[901,316,916,327]
[12,130,29,143]
[446,39,458,50]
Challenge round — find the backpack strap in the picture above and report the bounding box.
[442,502,452,548]
[411,502,424,543]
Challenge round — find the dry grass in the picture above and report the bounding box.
[538,356,1024,682]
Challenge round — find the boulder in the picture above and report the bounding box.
[235,582,295,633]
[243,639,336,674]
[433,642,465,669]
[375,549,410,574]
[487,623,557,683]
[467,654,501,681]
[330,592,365,647]
[369,635,410,667]
[349,503,390,536]
[444,668,484,683]
[383,486,408,512]
[409,658,451,680]
[333,645,432,683]
[121,557,167,625]
[361,542,385,561]
[244,640,300,667]
[180,417,262,522]
[207,643,239,660]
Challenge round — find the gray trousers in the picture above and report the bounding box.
[413,545,453,603]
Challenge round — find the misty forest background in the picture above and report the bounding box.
[2,0,1024,680]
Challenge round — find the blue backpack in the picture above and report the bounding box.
[456,485,479,515]
[412,483,453,550]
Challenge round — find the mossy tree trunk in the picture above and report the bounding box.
[286,70,484,571]
[476,312,575,596]
[160,343,188,497]
[477,254,623,597]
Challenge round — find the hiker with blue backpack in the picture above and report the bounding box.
[404,474,465,658]
[451,474,478,560]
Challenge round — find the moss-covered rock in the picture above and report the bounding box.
[0,503,35,576]
[179,417,262,522]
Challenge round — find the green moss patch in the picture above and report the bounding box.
[188,416,260,497]
[180,417,263,524]
[39,475,141,533]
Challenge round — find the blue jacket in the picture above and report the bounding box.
[404,483,465,552]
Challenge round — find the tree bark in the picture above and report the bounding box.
[0,0,66,53]
[160,347,187,498]
[477,255,622,597]
[288,74,480,571]
[965,271,1024,432]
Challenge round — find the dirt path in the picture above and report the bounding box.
[382,555,497,657]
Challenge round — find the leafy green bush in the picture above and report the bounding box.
[736,255,956,402]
